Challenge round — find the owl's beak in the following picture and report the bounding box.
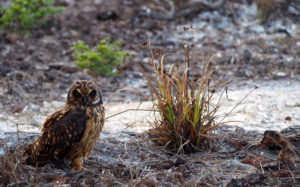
[83,96,88,106]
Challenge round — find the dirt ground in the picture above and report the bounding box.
[1,125,300,186]
[1,0,300,186]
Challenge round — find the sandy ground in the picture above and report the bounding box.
[1,77,299,137]
[219,78,300,132]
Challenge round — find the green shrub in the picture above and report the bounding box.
[0,0,63,32]
[72,39,126,76]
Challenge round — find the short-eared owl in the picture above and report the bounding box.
[24,80,105,171]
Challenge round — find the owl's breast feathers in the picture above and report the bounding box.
[23,104,104,165]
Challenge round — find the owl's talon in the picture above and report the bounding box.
[72,167,86,171]
[71,165,87,171]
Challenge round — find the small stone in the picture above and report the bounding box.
[276,71,287,77]
[220,160,257,173]
[174,157,186,166]
[30,104,40,112]
[11,106,24,113]
[7,182,29,187]
[249,25,265,33]
[143,176,158,187]
[35,64,49,71]
[0,64,11,76]
[285,116,292,121]
[4,33,20,43]
[11,84,27,97]
[0,147,4,155]
[55,0,69,6]
[49,62,78,73]
[31,119,40,127]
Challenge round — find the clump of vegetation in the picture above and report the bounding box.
[256,0,275,20]
[0,145,28,185]
[136,42,227,153]
[0,0,63,32]
[72,39,126,76]
[255,0,293,21]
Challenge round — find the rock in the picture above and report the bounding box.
[3,33,20,43]
[40,36,56,45]
[285,116,292,121]
[7,71,24,81]
[274,71,287,78]
[164,36,177,45]
[220,160,257,173]
[7,182,29,187]
[174,156,186,167]
[97,10,119,21]
[31,119,40,127]
[97,155,118,165]
[54,0,69,6]
[241,154,270,168]
[0,63,11,76]
[49,62,78,73]
[11,84,27,97]
[142,176,158,187]
[42,82,54,90]
[11,106,24,113]
[0,147,4,155]
[43,101,64,109]
[0,46,10,56]
[281,125,300,136]
[35,64,49,71]
[30,104,40,112]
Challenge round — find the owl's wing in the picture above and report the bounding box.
[41,106,69,132]
[24,107,88,163]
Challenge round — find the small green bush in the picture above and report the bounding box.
[72,39,126,76]
[0,0,63,32]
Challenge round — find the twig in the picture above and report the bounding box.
[16,123,20,144]
[220,86,258,123]
[259,162,264,174]
[285,160,296,183]
[177,139,190,154]
[105,109,157,120]
[184,44,190,79]
[124,142,132,159]
[123,122,137,130]
[129,167,134,186]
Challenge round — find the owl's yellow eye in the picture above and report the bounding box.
[73,90,81,98]
[89,90,96,98]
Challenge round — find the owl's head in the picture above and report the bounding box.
[67,80,103,107]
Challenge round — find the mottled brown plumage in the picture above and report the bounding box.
[23,80,105,171]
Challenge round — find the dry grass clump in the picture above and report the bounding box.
[139,41,228,153]
[0,145,29,185]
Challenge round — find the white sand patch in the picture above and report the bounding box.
[0,79,299,134]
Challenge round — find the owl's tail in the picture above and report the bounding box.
[23,144,32,156]
[23,143,35,165]
[23,138,49,166]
